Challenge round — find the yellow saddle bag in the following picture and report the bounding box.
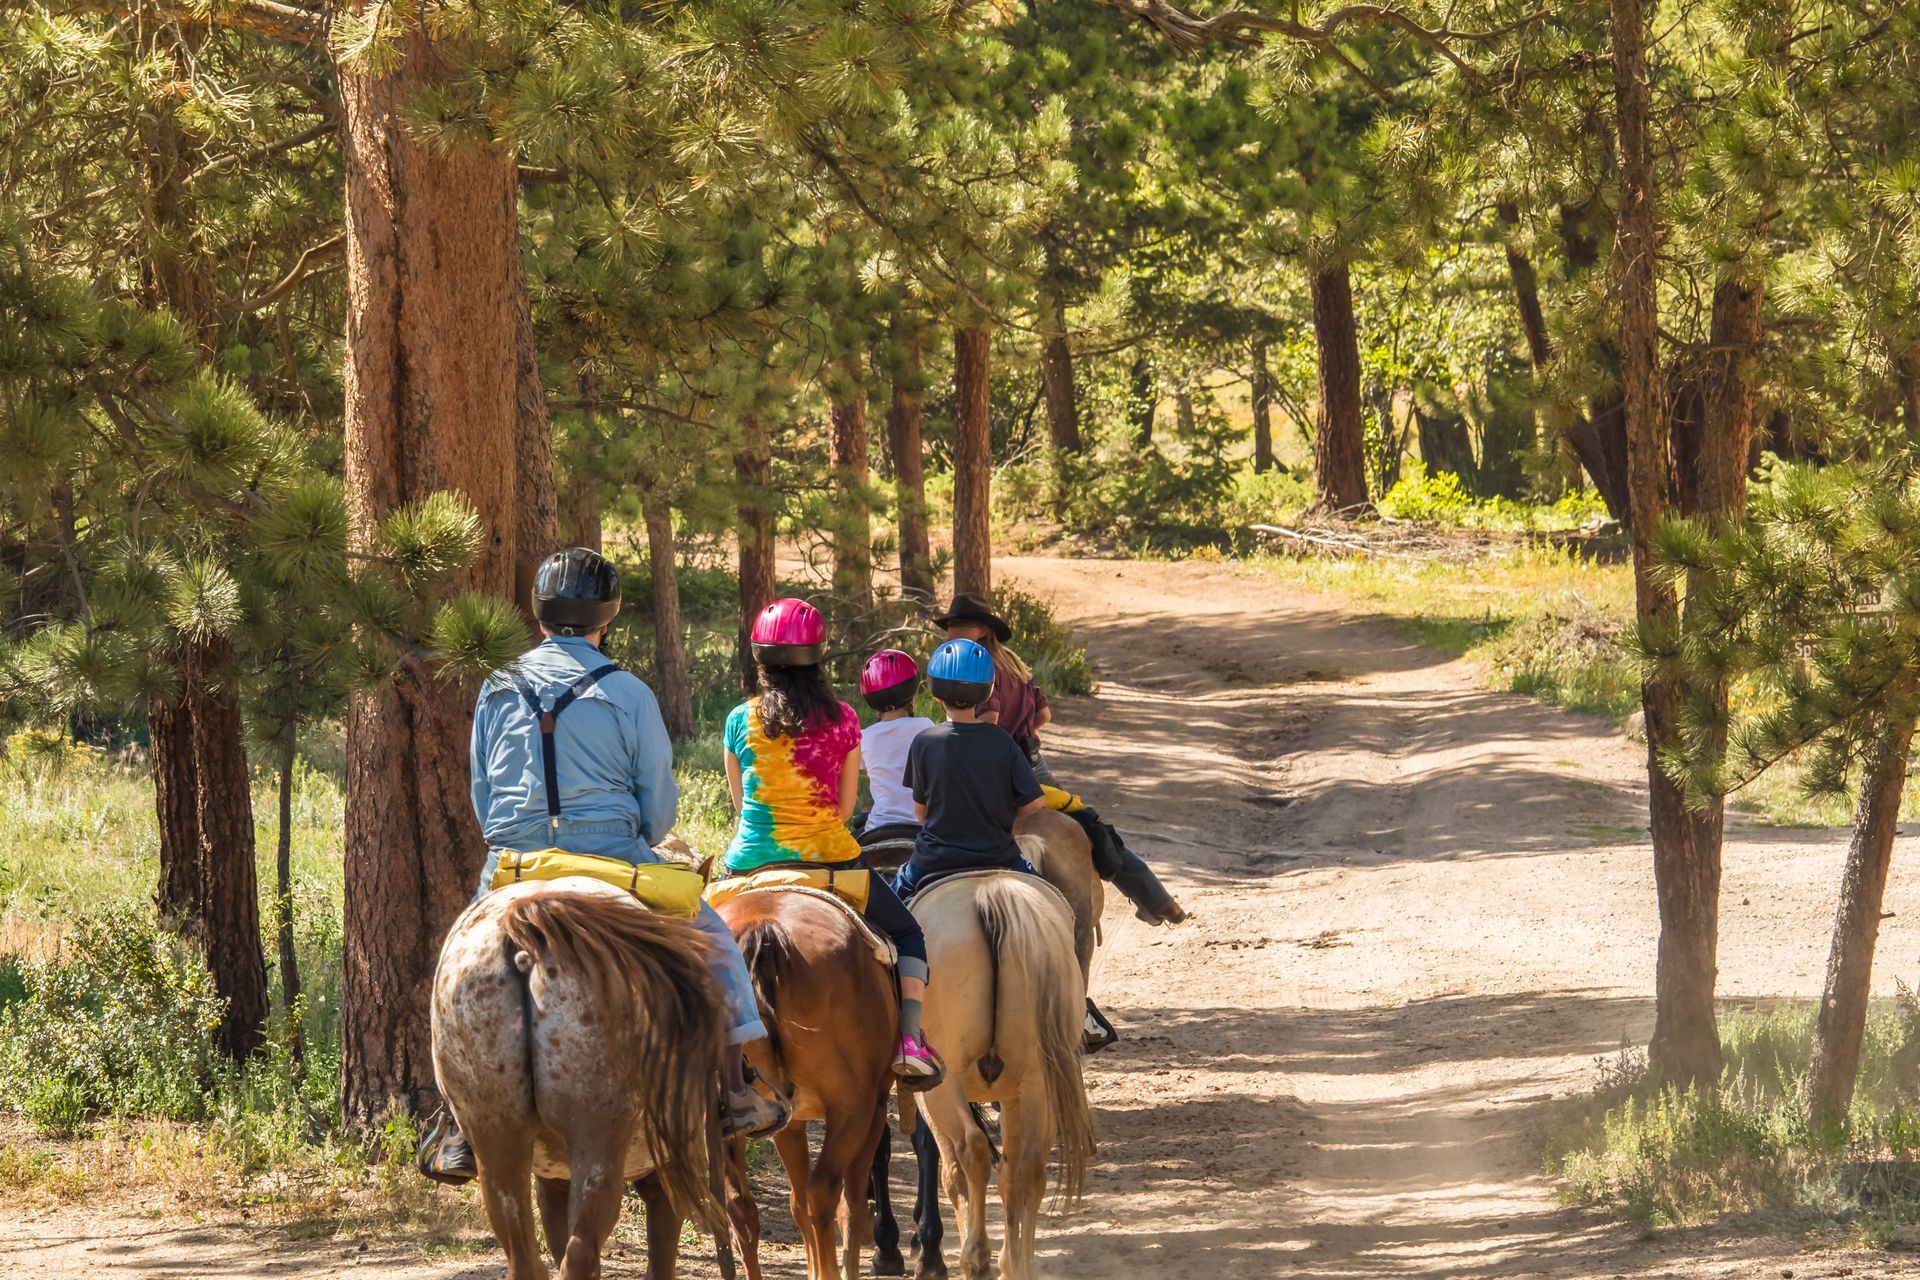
[490,849,706,920]
[705,864,871,913]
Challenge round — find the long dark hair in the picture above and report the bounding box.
[755,662,839,738]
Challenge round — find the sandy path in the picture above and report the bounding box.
[16,554,1920,1277]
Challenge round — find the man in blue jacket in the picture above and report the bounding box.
[422,547,787,1184]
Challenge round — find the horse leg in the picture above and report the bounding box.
[910,1118,947,1280]
[557,1130,630,1280]
[773,1125,823,1280]
[635,1173,682,1280]
[992,1097,1048,1280]
[869,1119,905,1276]
[536,1176,571,1269]
[721,1137,764,1280]
[468,1130,547,1280]
[806,1109,870,1280]
[923,1090,990,1280]
[836,1096,890,1280]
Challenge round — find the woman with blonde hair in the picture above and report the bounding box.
[933,592,1188,925]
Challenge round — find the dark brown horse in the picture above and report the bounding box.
[716,887,899,1280]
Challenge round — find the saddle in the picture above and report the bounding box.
[489,848,706,919]
[856,822,920,873]
[706,872,896,968]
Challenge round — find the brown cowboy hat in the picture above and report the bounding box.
[933,592,1012,642]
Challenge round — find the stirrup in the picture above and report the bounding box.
[416,1107,477,1186]
[1083,999,1118,1054]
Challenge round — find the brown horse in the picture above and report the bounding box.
[431,878,727,1280]
[715,887,898,1280]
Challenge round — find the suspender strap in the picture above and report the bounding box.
[505,662,623,832]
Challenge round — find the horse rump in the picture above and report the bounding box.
[498,888,729,1227]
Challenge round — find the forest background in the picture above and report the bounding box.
[6,0,1920,1252]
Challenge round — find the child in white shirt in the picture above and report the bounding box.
[856,650,935,840]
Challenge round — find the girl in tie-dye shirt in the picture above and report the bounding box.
[720,641,942,1083]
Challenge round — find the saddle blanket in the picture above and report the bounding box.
[705,870,895,968]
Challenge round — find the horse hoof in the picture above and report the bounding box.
[873,1246,906,1276]
[914,1258,949,1280]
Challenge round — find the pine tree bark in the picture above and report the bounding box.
[149,694,200,928]
[276,725,302,1064]
[952,324,994,598]
[736,416,776,692]
[1251,339,1276,474]
[1129,354,1156,448]
[1038,267,1082,453]
[337,24,533,1127]
[1807,712,1918,1125]
[558,462,602,553]
[512,255,558,615]
[1309,264,1371,514]
[186,637,269,1061]
[830,382,873,610]
[1613,0,1723,1088]
[642,491,695,741]
[885,325,935,602]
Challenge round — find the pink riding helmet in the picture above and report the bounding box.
[751,598,826,666]
[860,649,921,712]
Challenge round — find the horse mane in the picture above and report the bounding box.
[499,890,727,1229]
[973,877,1097,1210]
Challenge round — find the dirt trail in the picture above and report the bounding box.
[16,554,1920,1277]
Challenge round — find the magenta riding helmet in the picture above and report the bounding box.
[860,649,921,712]
[750,597,826,667]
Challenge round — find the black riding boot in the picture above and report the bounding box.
[1070,807,1186,925]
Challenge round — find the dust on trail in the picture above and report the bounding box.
[14,554,1920,1278]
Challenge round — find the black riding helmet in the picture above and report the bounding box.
[532,547,621,635]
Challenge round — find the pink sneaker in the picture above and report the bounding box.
[893,1034,945,1088]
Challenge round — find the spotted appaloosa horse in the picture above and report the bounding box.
[431,879,727,1280]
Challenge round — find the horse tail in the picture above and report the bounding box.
[734,914,794,1065]
[973,877,1096,1210]
[499,891,728,1230]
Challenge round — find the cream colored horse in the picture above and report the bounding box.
[431,879,727,1280]
[1014,809,1104,984]
[911,872,1096,1280]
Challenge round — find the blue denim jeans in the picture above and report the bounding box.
[476,827,767,1045]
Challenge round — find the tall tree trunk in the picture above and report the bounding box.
[1504,200,1634,525]
[1309,264,1370,514]
[1175,383,1197,437]
[830,381,873,610]
[275,726,303,1065]
[149,693,200,928]
[1038,266,1082,453]
[1612,0,1722,1088]
[886,324,935,602]
[643,491,695,741]
[512,254,558,617]
[736,416,776,692]
[1129,354,1156,448]
[337,25,535,1127]
[1806,711,1918,1125]
[952,324,994,598]
[1251,339,1276,474]
[186,637,269,1061]
[558,461,602,553]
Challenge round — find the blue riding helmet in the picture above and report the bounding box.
[927,638,995,706]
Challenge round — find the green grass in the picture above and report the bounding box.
[1549,999,1920,1241]
[1246,541,1643,721]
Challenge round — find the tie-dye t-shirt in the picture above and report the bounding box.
[722,698,864,872]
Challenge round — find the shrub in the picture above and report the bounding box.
[0,909,226,1134]
[1380,462,1611,531]
[1551,996,1920,1236]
